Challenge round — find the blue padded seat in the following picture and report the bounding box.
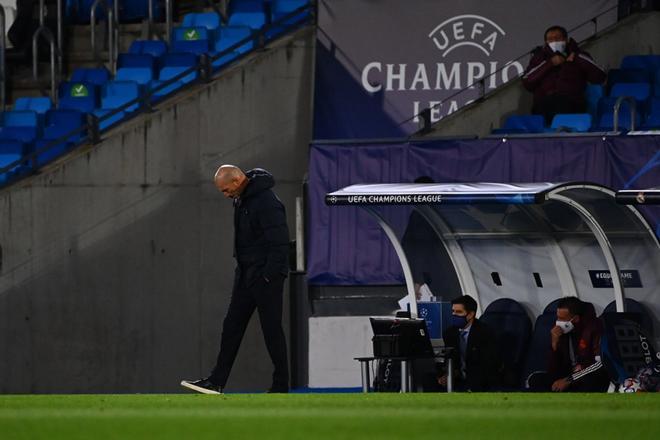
[480,298,532,389]
[0,140,28,181]
[116,54,157,85]
[228,1,267,30]
[171,26,212,55]
[0,110,41,143]
[491,114,545,134]
[35,109,87,166]
[58,81,99,113]
[129,40,168,58]
[14,97,53,115]
[150,53,199,97]
[72,0,116,23]
[268,0,310,38]
[550,113,592,132]
[641,97,660,129]
[585,83,604,117]
[182,12,221,41]
[93,81,141,130]
[595,97,643,131]
[70,67,112,86]
[610,82,651,103]
[621,54,660,72]
[606,68,651,94]
[602,298,654,337]
[211,26,254,68]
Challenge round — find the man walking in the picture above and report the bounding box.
[181,165,290,393]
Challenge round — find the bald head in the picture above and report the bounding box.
[214,165,248,199]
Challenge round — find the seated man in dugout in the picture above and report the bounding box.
[438,295,502,391]
[522,25,606,124]
[529,296,610,392]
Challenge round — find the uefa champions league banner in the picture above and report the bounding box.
[314,0,616,139]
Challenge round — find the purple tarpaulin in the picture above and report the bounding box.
[307,136,660,285]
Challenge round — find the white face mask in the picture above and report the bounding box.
[556,319,574,334]
[548,41,567,54]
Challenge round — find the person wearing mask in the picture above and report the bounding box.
[522,25,606,124]
[529,296,610,392]
[438,295,501,391]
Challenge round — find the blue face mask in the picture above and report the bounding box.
[451,314,468,328]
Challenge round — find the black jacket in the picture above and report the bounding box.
[233,169,289,283]
[443,318,501,391]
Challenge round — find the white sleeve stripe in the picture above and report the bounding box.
[522,60,548,79]
[577,53,605,73]
[571,361,603,381]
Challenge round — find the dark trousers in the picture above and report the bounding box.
[528,368,610,392]
[209,272,289,389]
[533,94,586,125]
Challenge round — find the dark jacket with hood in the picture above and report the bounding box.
[233,168,289,284]
[522,38,606,109]
[548,302,604,384]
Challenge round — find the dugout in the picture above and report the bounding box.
[325,182,660,346]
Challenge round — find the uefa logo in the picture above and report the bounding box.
[428,15,506,57]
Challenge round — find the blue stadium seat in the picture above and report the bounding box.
[600,313,655,384]
[621,54,660,72]
[480,298,532,389]
[642,97,660,129]
[116,54,156,86]
[72,0,116,23]
[182,12,221,41]
[58,81,99,113]
[93,81,141,130]
[491,114,545,134]
[70,67,112,87]
[171,26,212,55]
[150,53,199,97]
[610,82,651,103]
[35,110,87,166]
[228,1,267,30]
[595,111,641,131]
[0,140,28,182]
[129,40,168,58]
[585,83,604,117]
[14,97,53,126]
[267,0,310,39]
[595,98,642,131]
[522,311,555,387]
[0,111,41,143]
[602,298,654,336]
[14,97,53,115]
[606,68,651,94]
[550,113,592,132]
[211,26,254,68]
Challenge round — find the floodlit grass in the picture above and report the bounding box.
[0,393,659,439]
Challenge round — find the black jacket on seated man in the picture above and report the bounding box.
[444,319,502,391]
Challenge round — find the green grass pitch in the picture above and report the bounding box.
[1,393,659,439]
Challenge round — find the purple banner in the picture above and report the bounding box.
[307,136,660,285]
[314,0,616,139]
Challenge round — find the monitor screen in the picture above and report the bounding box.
[370,318,434,357]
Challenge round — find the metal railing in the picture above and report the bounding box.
[91,0,119,73]
[411,4,621,133]
[0,2,316,184]
[613,96,636,132]
[0,7,6,111]
[31,0,64,100]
